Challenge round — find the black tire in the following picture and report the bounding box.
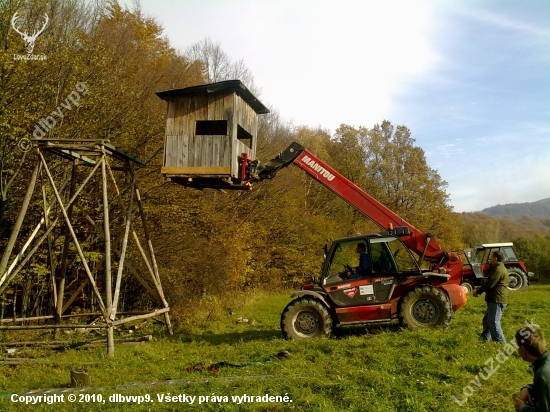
[520,272,529,290]
[507,267,528,291]
[460,282,474,294]
[280,297,333,340]
[399,285,452,331]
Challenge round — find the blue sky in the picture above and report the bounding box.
[125,0,550,212]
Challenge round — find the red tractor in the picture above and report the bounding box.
[256,142,467,339]
[461,243,533,293]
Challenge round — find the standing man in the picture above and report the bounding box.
[514,327,550,411]
[473,250,509,344]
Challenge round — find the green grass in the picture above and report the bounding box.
[1,285,549,411]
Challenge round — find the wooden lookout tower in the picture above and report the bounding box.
[0,139,172,356]
[156,80,269,190]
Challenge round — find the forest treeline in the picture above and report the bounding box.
[1,0,548,320]
[481,198,550,219]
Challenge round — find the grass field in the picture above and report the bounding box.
[1,285,549,411]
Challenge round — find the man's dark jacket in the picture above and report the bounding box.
[477,262,509,303]
[519,350,550,412]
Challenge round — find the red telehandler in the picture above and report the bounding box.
[253,142,467,339]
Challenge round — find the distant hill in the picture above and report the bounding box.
[481,198,550,219]
[459,199,550,273]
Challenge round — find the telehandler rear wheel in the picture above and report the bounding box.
[399,285,452,331]
[281,297,332,340]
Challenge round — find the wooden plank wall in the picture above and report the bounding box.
[162,90,259,179]
[163,91,234,171]
[235,94,259,153]
[230,95,258,176]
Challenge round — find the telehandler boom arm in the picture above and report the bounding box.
[258,142,445,263]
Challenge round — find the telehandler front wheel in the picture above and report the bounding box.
[281,297,333,340]
[399,285,452,331]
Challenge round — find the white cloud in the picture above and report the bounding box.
[448,3,550,39]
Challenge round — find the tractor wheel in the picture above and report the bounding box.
[520,272,529,290]
[280,297,333,340]
[399,285,452,331]
[460,282,474,294]
[507,267,528,291]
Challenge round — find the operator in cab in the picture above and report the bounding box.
[347,243,370,280]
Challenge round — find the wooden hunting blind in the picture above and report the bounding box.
[156,80,269,190]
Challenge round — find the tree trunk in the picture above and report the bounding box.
[21,276,31,320]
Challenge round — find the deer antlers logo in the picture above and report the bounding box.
[11,11,49,54]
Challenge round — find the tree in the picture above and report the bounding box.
[184,38,259,95]
[361,120,461,248]
[513,234,550,274]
